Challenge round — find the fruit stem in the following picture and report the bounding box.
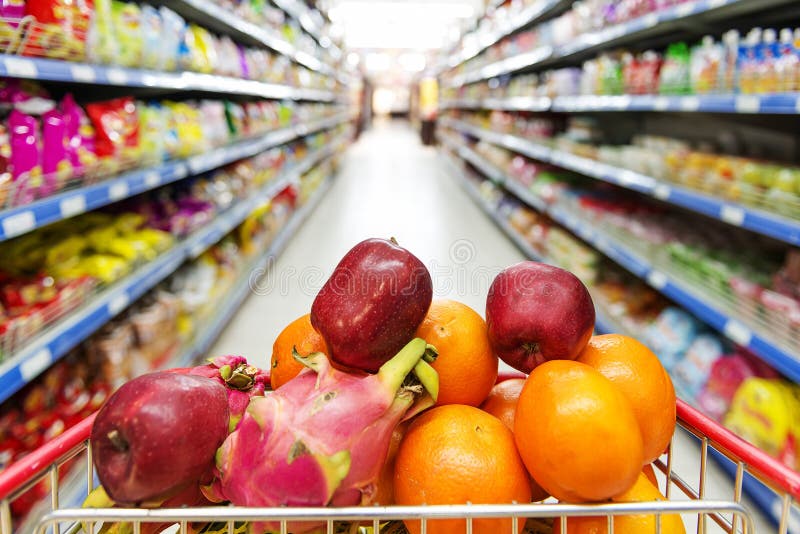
[377,338,427,393]
[423,344,438,363]
[225,364,258,391]
[413,360,439,402]
[389,236,398,245]
[107,430,129,452]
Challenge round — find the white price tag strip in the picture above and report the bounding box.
[654,97,670,111]
[653,184,672,200]
[720,205,745,226]
[723,319,753,346]
[680,97,700,111]
[59,195,87,218]
[108,181,130,200]
[144,172,161,188]
[70,64,97,83]
[2,210,36,238]
[735,95,761,114]
[108,293,130,316]
[107,69,129,85]
[20,348,53,381]
[647,270,668,290]
[4,57,38,78]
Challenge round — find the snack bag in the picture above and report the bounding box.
[111,0,142,67]
[61,93,97,176]
[85,97,139,161]
[137,103,167,164]
[158,6,186,71]
[140,5,162,70]
[725,378,800,469]
[85,0,117,64]
[8,109,42,204]
[25,0,92,59]
[41,108,72,196]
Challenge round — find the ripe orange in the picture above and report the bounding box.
[555,473,686,533]
[480,378,549,502]
[577,334,676,463]
[480,378,524,429]
[642,463,658,490]
[414,300,498,406]
[514,360,644,503]
[372,421,408,505]
[270,314,328,389]
[394,405,532,534]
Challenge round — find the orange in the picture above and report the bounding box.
[394,405,531,534]
[555,473,686,533]
[372,421,408,505]
[642,463,658,490]
[480,378,549,502]
[480,378,525,430]
[270,314,328,389]
[577,334,676,463]
[514,360,644,503]
[414,300,498,406]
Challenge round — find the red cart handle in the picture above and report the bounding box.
[0,413,95,501]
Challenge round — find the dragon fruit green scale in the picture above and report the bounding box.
[212,338,437,533]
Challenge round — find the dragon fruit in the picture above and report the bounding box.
[172,355,269,432]
[210,337,438,533]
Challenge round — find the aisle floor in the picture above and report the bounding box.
[211,119,773,533]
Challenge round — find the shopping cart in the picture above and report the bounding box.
[1,376,799,534]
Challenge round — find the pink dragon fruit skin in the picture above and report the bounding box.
[212,338,437,533]
[170,355,269,432]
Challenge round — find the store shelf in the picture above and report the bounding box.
[0,137,346,405]
[441,117,800,246]
[0,54,338,102]
[444,0,792,87]
[0,113,351,242]
[440,136,800,384]
[552,93,800,114]
[156,0,335,77]
[441,93,800,115]
[446,0,571,70]
[440,97,552,112]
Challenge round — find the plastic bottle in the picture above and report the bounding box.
[719,30,739,93]
[738,28,762,94]
[757,28,779,93]
[776,29,798,92]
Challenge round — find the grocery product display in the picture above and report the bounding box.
[1,1,800,534]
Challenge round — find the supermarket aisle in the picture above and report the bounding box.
[211,119,525,367]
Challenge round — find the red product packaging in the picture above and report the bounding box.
[85,97,139,158]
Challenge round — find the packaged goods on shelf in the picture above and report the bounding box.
[0,78,336,208]
[0,0,336,89]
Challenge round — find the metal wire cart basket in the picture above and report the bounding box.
[1,387,799,534]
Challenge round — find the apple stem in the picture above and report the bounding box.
[389,236,398,245]
[107,430,129,452]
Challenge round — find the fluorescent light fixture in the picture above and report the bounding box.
[329,1,475,21]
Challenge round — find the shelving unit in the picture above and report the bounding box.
[0,54,339,102]
[0,113,351,242]
[438,133,800,384]
[443,0,796,87]
[440,117,800,246]
[0,132,349,405]
[442,93,800,115]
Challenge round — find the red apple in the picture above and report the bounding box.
[311,238,433,373]
[90,372,229,505]
[486,261,595,373]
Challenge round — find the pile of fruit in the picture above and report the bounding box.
[82,238,683,534]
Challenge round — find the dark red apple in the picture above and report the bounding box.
[311,238,433,373]
[485,261,595,373]
[90,372,229,505]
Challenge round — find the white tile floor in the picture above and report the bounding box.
[211,118,778,533]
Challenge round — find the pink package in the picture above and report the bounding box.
[61,94,95,175]
[697,354,758,421]
[9,110,42,204]
[41,109,70,196]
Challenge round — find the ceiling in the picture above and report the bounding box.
[318,0,485,77]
